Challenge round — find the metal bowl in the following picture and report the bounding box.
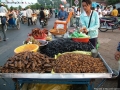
[39,40,48,46]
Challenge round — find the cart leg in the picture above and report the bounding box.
[14,81,21,90]
[96,79,106,88]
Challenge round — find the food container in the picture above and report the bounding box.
[28,34,47,40]
[14,44,39,54]
[72,37,90,43]
[50,29,66,35]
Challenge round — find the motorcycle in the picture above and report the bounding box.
[99,17,120,32]
[41,18,48,28]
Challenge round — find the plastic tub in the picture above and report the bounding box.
[14,44,39,54]
[72,37,90,43]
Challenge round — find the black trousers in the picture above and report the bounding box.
[118,72,120,88]
[28,17,33,26]
[89,38,97,48]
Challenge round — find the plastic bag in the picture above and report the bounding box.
[21,84,71,90]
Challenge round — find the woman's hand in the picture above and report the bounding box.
[115,51,120,61]
[83,27,88,33]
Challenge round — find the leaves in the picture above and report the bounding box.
[107,0,120,5]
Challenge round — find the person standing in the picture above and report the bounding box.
[58,6,68,21]
[80,0,100,47]
[54,8,59,18]
[76,7,81,27]
[114,42,120,88]
[39,7,45,24]
[102,7,108,17]
[26,7,33,26]
[70,6,75,27]
[111,6,118,17]
[0,3,8,41]
[96,5,102,18]
[21,8,27,24]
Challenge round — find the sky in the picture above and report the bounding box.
[1,0,37,8]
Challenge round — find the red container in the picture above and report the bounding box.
[72,37,90,43]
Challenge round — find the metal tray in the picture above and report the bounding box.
[0,53,113,79]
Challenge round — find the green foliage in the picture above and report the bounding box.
[107,0,120,5]
[18,5,22,10]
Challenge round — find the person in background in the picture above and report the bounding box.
[107,6,111,16]
[11,9,17,19]
[111,6,118,17]
[0,3,8,41]
[58,5,68,21]
[114,42,120,88]
[49,8,53,17]
[21,8,27,24]
[39,7,45,24]
[70,6,75,27]
[76,7,81,27]
[26,6,33,26]
[102,7,108,17]
[54,8,59,18]
[80,0,100,47]
[96,5,102,18]
[35,9,40,16]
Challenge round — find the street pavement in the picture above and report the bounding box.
[0,16,120,89]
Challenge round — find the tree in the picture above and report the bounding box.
[10,6,13,10]
[18,5,22,10]
[4,5,9,9]
[107,0,120,5]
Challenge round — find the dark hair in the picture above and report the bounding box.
[97,5,100,7]
[82,0,92,5]
[41,7,44,10]
[91,7,95,10]
[113,6,116,9]
[104,7,106,10]
[77,8,80,11]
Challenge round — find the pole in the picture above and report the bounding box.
[80,0,84,13]
[71,0,72,7]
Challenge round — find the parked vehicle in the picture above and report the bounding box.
[99,17,120,32]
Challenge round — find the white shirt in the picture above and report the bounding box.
[35,10,39,14]
[26,9,33,17]
[0,6,8,14]
[76,11,81,17]
[96,8,102,18]
[102,10,108,16]
[22,10,27,17]
[12,11,17,18]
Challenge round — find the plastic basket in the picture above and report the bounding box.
[14,44,39,54]
[72,37,90,43]
[50,29,66,35]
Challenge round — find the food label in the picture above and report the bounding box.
[56,24,64,29]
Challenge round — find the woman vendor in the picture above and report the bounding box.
[80,0,100,47]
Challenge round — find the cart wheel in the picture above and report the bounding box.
[16,19,20,30]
